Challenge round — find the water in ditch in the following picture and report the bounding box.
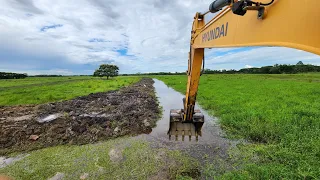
[138,79,234,162]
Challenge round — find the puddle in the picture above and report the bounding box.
[138,79,235,162]
[37,113,62,123]
[0,154,29,168]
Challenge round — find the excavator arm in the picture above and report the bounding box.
[168,0,320,141]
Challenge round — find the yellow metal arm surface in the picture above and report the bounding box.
[184,0,320,121]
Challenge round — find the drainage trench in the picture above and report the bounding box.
[138,79,234,162]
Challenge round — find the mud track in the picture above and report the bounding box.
[0,78,160,155]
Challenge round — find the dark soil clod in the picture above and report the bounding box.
[0,78,160,155]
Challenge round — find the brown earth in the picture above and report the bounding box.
[0,78,160,155]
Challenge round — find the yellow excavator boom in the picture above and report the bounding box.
[168,0,320,141]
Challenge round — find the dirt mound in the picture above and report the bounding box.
[0,78,160,155]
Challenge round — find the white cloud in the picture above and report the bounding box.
[0,0,319,74]
[245,65,253,68]
[206,47,320,70]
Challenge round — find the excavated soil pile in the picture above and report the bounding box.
[0,78,160,155]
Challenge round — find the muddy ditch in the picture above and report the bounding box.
[139,79,235,163]
[0,78,160,155]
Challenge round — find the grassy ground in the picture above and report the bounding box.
[0,76,140,106]
[0,137,198,180]
[156,74,320,179]
[0,76,93,88]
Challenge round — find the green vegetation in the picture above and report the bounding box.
[93,64,119,79]
[0,72,27,79]
[204,63,320,74]
[0,138,197,180]
[156,74,320,179]
[0,76,140,106]
[0,76,93,88]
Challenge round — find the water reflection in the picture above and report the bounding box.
[137,79,232,160]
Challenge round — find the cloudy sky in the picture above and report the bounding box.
[0,0,319,75]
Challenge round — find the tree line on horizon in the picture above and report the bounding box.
[1,62,319,78]
[122,61,320,76]
[204,61,320,74]
[0,72,28,79]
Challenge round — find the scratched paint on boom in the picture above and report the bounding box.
[202,22,229,43]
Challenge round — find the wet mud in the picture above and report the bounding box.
[0,78,160,155]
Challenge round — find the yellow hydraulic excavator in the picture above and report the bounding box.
[168,0,320,141]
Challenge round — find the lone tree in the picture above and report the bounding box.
[93,64,119,79]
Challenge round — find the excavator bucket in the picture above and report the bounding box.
[168,109,204,141]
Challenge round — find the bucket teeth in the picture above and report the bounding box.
[168,109,204,141]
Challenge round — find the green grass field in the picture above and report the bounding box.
[0,76,140,106]
[0,76,93,88]
[156,74,320,179]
